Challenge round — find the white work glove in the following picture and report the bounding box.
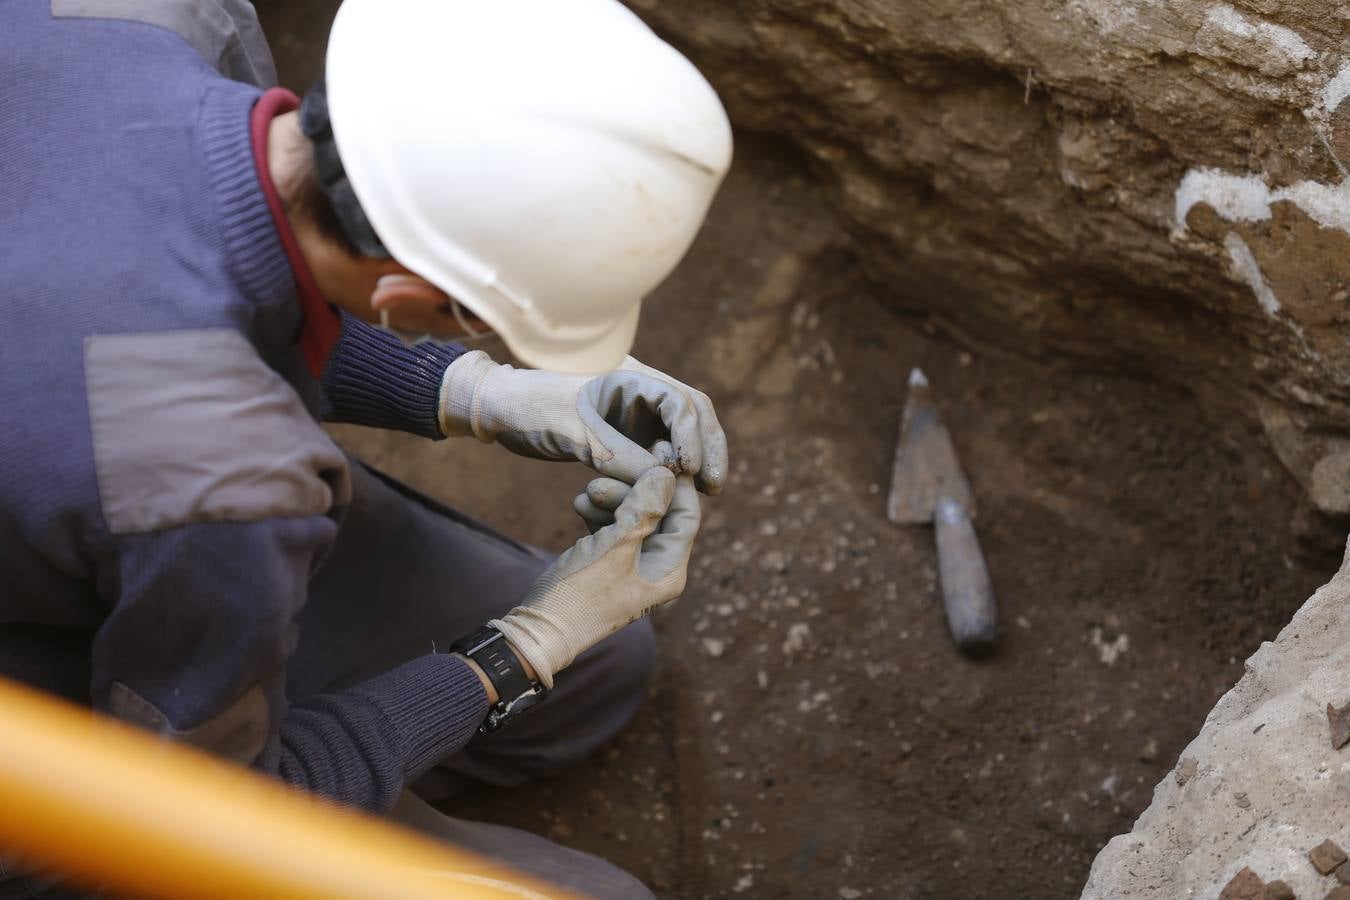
[573,476,642,535]
[490,468,700,689]
[438,351,728,494]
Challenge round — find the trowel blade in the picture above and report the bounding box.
[887,369,976,525]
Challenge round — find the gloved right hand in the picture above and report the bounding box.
[438,350,728,493]
[490,468,700,689]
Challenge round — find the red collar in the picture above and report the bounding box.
[250,87,342,378]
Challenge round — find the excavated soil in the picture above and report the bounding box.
[259,8,1344,897]
[327,137,1340,899]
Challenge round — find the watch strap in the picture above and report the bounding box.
[449,625,547,734]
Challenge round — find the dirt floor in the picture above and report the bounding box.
[328,140,1341,899]
[258,8,1345,897]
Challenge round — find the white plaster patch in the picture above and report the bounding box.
[1175,168,1350,235]
[1203,4,1315,67]
[1322,62,1350,113]
[1223,232,1281,316]
[1175,169,1272,227]
[1173,44,1350,370]
[1205,4,1252,37]
[1280,180,1350,232]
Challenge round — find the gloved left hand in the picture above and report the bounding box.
[438,350,728,493]
[491,467,699,689]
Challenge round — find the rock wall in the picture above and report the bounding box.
[628,0,1350,511]
[1080,541,1350,898]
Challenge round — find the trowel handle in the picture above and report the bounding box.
[934,497,998,657]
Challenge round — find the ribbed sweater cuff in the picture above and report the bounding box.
[320,313,467,439]
[352,653,488,781]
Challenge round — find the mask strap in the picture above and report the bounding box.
[378,301,495,347]
[450,296,492,339]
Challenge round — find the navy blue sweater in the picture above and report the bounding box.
[0,0,488,811]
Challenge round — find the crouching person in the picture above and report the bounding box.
[0,0,732,896]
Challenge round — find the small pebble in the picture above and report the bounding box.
[782,622,811,654]
[1328,701,1350,750]
[1325,887,1350,900]
[1234,791,1251,810]
[1218,865,1263,900]
[1262,881,1294,900]
[1309,838,1348,875]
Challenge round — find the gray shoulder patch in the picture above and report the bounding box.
[52,0,277,88]
[110,680,270,764]
[85,329,350,535]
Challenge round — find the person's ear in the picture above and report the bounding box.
[369,273,448,316]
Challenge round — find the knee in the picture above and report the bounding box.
[464,619,658,783]
[531,618,655,772]
[545,617,657,756]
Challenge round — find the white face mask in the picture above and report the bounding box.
[375,293,493,348]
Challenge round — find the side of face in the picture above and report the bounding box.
[368,271,460,337]
[313,244,485,341]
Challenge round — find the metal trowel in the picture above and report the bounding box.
[887,369,998,656]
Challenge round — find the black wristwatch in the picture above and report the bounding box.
[449,626,548,735]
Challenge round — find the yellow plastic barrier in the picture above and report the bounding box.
[0,677,582,899]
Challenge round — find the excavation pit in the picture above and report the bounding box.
[255,6,1349,896]
[328,137,1342,898]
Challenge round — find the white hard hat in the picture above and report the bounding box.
[323,0,734,374]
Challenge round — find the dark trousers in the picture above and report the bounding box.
[290,460,658,898]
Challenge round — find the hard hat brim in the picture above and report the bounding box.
[499,301,640,375]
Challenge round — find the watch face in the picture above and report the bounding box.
[481,684,548,735]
